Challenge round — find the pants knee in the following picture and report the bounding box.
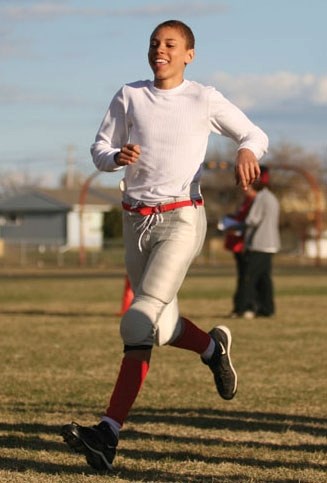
[120,294,182,347]
[120,296,161,346]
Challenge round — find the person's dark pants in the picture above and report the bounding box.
[233,252,247,313]
[237,251,275,316]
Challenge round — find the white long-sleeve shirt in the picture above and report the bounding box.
[91,79,268,203]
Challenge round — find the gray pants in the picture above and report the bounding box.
[120,203,207,347]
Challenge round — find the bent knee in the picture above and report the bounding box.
[120,301,157,346]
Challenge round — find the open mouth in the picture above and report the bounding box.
[154,59,168,65]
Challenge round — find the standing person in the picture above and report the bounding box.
[237,166,280,319]
[220,186,257,317]
[61,20,268,471]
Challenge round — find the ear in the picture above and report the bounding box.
[185,48,195,65]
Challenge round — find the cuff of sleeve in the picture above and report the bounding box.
[237,144,266,161]
[109,150,123,171]
[102,150,124,172]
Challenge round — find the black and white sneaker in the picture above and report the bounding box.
[201,325,237,400]
[61,421,118,471]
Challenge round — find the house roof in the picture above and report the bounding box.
[0,190,70,213]
[40,187,122,207]
[0,187,122,214]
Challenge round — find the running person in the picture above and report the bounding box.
[61,19,268,471]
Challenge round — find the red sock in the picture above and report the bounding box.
[170,317,211,354]
[105,356,149,426]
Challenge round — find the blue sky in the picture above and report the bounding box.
[1,0,327,187]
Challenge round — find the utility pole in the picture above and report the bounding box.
[65,144,76,189]
[79,170,100,266]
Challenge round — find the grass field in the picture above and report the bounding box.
[0,262,326,482]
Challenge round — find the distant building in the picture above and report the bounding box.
[0,187,121,250]
[304,228,327,259]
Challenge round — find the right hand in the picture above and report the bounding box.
[115,144,141,166]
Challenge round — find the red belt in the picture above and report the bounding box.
[122,198,203,216]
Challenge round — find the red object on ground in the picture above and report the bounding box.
[120,276,134,315]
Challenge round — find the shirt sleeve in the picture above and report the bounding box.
[208,88,269,160]
[90,86,129,172]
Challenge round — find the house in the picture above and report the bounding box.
[304,228,327,259]
[0,186,121,250]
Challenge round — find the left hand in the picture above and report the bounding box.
[235,148,261,191]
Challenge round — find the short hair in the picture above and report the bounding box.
[259,165,270,185]
[253,165,270,191]
[150,20,195,50]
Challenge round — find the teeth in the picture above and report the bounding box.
[155,59,168,64]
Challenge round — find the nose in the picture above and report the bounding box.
[154,42,165,54]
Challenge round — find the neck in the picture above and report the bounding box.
[153,77,184,90]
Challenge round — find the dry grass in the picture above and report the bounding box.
[0,262,326,482]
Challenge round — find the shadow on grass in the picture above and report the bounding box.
[0,406,326,480]
[123,427,327,453]
[0,308,220,320]
[0,308,119,317]
[119,446,324,472]
[0,456,299,483]
[2,405,325,435]
[0,307,223,321]
[0,455,92,475]
[0,307,241,320]
[130,406,327,437]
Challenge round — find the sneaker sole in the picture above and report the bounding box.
[213,325,238,397]
[61,424,113,471]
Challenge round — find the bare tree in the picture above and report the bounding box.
[201,141,326,251]
[0,170,43,196]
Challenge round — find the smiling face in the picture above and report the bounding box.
[148,26,194,89]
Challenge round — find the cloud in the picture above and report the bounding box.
[210,71,327,111]
[0,83,85,107]
[4,71,327,120]
[109,3,228,17]
[0,84,50,104]
[1,2,227,20]
[0,27,32,59]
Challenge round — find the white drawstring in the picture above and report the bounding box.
[134,212,164,251]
